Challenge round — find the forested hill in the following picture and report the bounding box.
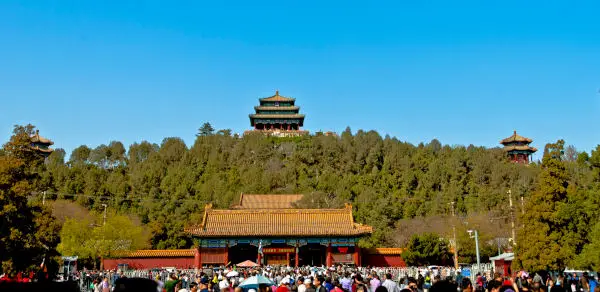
[37,125,597,253]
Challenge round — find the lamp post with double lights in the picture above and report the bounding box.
[467,229,480,268]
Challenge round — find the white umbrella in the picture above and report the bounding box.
[226,271,239,278]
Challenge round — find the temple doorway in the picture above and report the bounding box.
[263,245,295,266]
[228,244,258,266]
[299,244,326,266]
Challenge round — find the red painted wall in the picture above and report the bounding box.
[363,255,406,267]
[103,252,405,269]
[201,248,226,265]
[103,257,195,270]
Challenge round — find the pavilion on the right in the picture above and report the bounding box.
[500,130,537,163]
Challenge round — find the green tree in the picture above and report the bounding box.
[517,140,573,271]
[575,222,600,270]
[9,124,586,252]
[197,122,215,136]
[402,232,452,266]
[58,214,149,269]
[69,145,91,166]
[0,124,61,277]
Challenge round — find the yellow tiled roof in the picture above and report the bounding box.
[503,145,538,152]
[186,204,373,237]
[500,130,533,144]
[111,249,195,258]
[255,106,300,111]
[233,194,304,209]
[364,248,405,255]
[260,91,295,102]
[30,131,54,145]
[249,114,305,119]
[30,146,54,153]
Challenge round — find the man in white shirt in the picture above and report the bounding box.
[298,277,307,292]
[382,274,400,292]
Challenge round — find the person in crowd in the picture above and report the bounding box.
[375,286,388,292]
[298,277,307,292]
[429,280,457,292]
[332,280,345,292]
[261,284,273,292]
[278,277,291,292]
[190,283,199,292]
[315,276,328,292]
[407,278,419,292]
[487,280,502,292]
[588,273,598,292]
[461,278,473,292]
[423,273,431,291]
[324,277,334,292]
[101,277,111,292]
[165,273,182,292]
[382,273,400,292]
[370,274,381,292]
[93,278,102,292]
[355,284,368,292]
[474,273,484,292]
[341,273,353,292]
[352,274,364,292]
[305,278,316,292]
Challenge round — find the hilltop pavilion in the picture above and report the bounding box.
[248,91,308,137]
[500,131,537,163]
[30,130,54,157]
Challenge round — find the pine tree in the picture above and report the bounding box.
[516,140,573,271]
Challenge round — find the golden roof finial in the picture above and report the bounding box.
[275,90,279,96]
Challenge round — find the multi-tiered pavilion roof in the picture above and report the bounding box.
[500,130,537,163]
[249,91,307,136]
[30,130,54,157]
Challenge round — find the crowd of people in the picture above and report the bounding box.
[73,265,598,292]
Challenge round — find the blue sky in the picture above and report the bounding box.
[1,1,599,160]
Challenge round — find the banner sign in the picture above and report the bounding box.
[263,248,295,254]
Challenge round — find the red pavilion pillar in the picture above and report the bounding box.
[257,253,262,266]
[326,244,333,267]
[224,244,229,266]
[353,246,361,267]
[286,253,290,266]
[194,246,202,269]
[295,245,299,267]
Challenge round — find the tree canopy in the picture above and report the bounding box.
[0,125,61,277]
[3,124,600,271]
[401,232,452,266]
[58,213,149,268]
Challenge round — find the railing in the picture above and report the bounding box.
[78,264,495,291]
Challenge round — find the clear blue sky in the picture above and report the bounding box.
[1,1,599,160]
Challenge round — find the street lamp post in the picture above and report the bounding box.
[468,229,480,268]
[102,204,108,226]
[449,202,458,268]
